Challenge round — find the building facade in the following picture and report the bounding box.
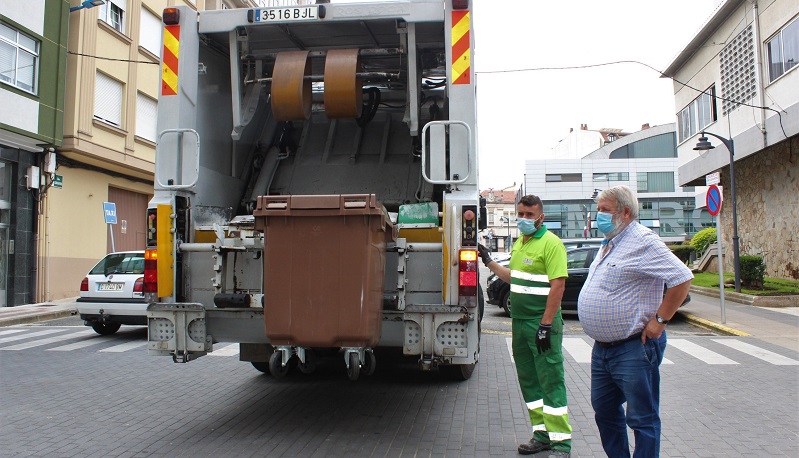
[1,0,69,306]
[480,188,519,252]
[524,124,712,242]
[663,0,799,280]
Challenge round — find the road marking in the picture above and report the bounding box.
[0,329,26,337]
[0,329,95,350]
[0,329,64,344]
[98,341,147,352]
[209,343,240,357]
[712,339,799,365]
[563,337,592,363]
[667,338,739,364]
[49,336,119,351]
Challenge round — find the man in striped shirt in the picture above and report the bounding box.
[479,194,572,457]
[578,186,693,458]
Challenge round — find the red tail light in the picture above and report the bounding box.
[459,249,478,307]
[144,249,158,294]
[134,277,144,294]
[80,277,89,292]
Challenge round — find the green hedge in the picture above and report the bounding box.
[740,255,765,287]
[690,227,717,253]
[670,244,696,263]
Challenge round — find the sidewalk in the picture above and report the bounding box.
[0,298,79,327]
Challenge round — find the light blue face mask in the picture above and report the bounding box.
[517,215,543,235]
[596,211,616,235]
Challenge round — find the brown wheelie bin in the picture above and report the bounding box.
[254,194,394,348]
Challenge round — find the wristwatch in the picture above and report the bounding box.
[656,314,670,325]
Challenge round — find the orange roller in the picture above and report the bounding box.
[271,51,312,121]
[324,49,363,119]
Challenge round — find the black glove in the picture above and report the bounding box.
[477,244,492,266]
[535,323,552,354]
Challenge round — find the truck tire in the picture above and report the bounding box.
[442,362,476,381]
[91,322,121,335]
[251,361,270,373]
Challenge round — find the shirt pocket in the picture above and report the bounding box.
[599,263,638,292]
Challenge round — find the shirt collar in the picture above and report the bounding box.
[532,224,548,238]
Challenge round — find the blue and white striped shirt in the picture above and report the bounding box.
[578,221,694,342]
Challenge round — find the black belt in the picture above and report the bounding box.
[596,332,643,348]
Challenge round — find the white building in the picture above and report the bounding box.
[663,0,799,280]
[524,124,712,242]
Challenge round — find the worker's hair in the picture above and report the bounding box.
[518,194,543,210]
[597,185,639,219]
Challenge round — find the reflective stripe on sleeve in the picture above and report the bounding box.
[511,284,551,296]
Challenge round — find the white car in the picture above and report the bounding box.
[77,251,147,335]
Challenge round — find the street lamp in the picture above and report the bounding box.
[500,216,511,252]
[70,0,104,13]
[694,131,741,293]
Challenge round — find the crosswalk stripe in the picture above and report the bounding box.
[209,343,240,357]
[98,341,147,353]
[0,329,26,337]
[563,338,592,363]
[49,336,118,352]
[712,339,799,365]
[0,329,64,344]
[667,338,739,364]
[0,330,95,350]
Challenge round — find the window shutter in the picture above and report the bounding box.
[95,72,123,127]
[140,8,161,57]
[136,92,158,142]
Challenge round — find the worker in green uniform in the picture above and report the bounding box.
[479,194,572,457]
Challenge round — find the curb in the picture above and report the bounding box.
[0,308,77,327]
[690,285,799,307]
[676,310,750,337]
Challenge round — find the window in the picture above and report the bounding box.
[593,172,629,181]
[0,22,39,94]
[546,173,582,183]
[767,17,799,82]
[95,72,123,127]
[135,92,157,142]
[139,8,162,57]
[720,26,756,115]
[677,87,716,143]
[100,0,126,34]
[637,172,675,193]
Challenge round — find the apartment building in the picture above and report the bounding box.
[663,0,799,280]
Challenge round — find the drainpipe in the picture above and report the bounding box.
[750,0,767,148]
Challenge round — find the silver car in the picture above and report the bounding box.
[77,251,146,335]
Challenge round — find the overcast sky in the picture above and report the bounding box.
[472,0,720,190]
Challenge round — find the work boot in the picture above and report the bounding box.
[547,450,571,457]
[517,437,550,455]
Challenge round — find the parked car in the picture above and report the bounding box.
[561,238,604,250]
[77,251,147,335]
[485,246,690,317]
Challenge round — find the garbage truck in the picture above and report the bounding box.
[145,0,484,380]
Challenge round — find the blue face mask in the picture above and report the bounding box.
[517,215,543,235]
[596,211,616,235]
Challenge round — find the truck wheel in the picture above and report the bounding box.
[442,363,476,381]
[362,350,376,376]
[251,361,270,373]
[269,351,290,378]
[346,352,360,381]
[91,322,121,335]
[501,288,511,317]
[298,350,317,375]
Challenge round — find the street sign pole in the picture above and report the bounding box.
[109,224,116,253]
[716,215,726,324]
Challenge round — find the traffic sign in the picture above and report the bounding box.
[706,185,722,216]
[103,202,118,224]
[52,174,63,188]
[705,172,720,186]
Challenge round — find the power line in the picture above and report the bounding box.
[67,50,159,65]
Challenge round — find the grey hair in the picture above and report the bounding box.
[597,185,639,219]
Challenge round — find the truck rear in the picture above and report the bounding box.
[145,0,484,380]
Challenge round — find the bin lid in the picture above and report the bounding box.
[398,202,439,228]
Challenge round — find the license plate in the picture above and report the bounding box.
[98,283,123,291]
[256,6,318,22]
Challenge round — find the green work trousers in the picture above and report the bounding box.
[512,317,572,452]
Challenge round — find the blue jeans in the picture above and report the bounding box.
[591,332,667,458]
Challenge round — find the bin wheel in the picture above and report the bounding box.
[298,350,317,375]
[269,351,290,378]
[362,350,376,377]
[346,352,360,381]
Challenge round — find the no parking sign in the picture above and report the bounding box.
[706,185,722,217]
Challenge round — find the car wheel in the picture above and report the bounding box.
[501,288,511,317]
[91,322,121,335]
